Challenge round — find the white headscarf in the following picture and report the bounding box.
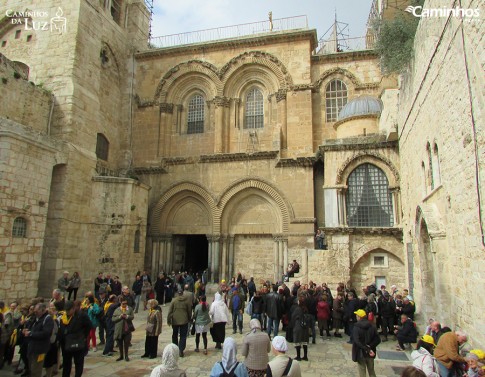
[249,318,261,333]
[214,292,223,302]
[272,336,288,352]
[158,344,179,374]
[222,337,238,372]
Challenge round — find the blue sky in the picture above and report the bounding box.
[150,0,374,41]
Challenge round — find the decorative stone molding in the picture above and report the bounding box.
[160,103,174,114]
[323,226,403,238]
[333,113,380,130]
[415,205,446,241]
[275,89,287,102]
[132,166,167,175]
[320,136,396,152]
[212,96,230,108]
[335,151,400,185]
[136,97,156,108]
[291,218,316,224]
[200,151,279,163]
[161,157,195,165]
[313,67,379,91]
[290,84,314,92]
[276,157,316,168]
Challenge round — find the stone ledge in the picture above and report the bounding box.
[199,150,279,163]
[323,226,403,237]
[276,156,316,167]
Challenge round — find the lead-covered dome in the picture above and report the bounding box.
[338,95,383,121]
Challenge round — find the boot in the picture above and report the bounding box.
[238,321,243,334]
[116,345,124,361]
[295,346,301,361]
[326,330,331,337]
[302,345,308,361]
[319,329,324,337]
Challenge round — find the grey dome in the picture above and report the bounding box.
[338,95,383,121]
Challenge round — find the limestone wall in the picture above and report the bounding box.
[398,0,485,345]
[0,53,52,132]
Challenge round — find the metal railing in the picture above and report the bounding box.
[148,15,308,49]
[315,34,376,55]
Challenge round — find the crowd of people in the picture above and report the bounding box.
[0,268,484,377]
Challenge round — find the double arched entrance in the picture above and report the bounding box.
[147,179,291,282]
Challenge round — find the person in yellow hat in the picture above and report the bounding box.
[351,309,381,377]
[411,335,439,376]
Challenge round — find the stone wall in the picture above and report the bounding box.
[397,0,485,345]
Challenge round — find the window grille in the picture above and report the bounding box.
[346,163,393,227]
[325,79,347,122]
[244,88,264,129]
[12,217,27,237]
[187,95,204,134]
[96,134,109,161]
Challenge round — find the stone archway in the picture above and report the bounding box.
[417,220,438,320]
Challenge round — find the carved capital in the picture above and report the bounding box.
[160,103,174,114]
[213,96,230,108]
[275,89,287,102]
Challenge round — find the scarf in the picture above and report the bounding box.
[249,318,261,333]
[61,312,72,325]
[222,337,238,372]
[158,343,179,375]
[104,301,113,314]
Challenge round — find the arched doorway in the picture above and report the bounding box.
[418,220,438,320]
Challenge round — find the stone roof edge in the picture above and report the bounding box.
[135,29,318,59]
[312,49,379,63]
[320,137,398,152]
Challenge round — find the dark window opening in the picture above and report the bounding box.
[184,235,208,276]
[96,133,109,161]
[13,217,27,237]
[325,79,347,122]
[244,88,264,129]
[346,163,393,227]
[134,230,140,252]
[15,30,21,39]
[1,41,6,47]
[26,35,32,42]
[111,0,122,24]
[187,94,204,134]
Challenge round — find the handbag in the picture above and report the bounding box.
[368,312,375,321]
[145,323,155,333]
[64,333,86,352]
[190,322,196,336]
[123,319,135,334]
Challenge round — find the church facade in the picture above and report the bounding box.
[0,0,483,345]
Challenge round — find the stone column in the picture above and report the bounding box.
[273,236,281,282]
[166,235,173,273]
[337,188,347,226]
[276,90,288,156]
[207,234,213,282]
[278,238,284,279]
[213,97,229,154]
[302,248,309,284]
[151,236,160,279]
[213,235,221,283]
[390,188,401,226]
[160,103,174,157]
[283,238,288,277]
[221,235,228,281]
[228,235,235,280]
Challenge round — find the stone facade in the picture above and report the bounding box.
[391,0,485,346]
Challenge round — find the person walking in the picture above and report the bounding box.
[241,319,271,377]
[112,298,135,361]
[167,288,192,357]
[132,276,143,313]
[192,295,211,355]
[229,287,245,335]
[351,309,381,377]
[265,285,283,339]
[209,292,231,350]
[142,299,163,359]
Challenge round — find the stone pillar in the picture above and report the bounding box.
[337,188,347,226]
[166,236,173,273]
[213,97,229,153]
[276,90,288,156]
[273,236,281,282]
[390,188,401,226]
[213,235,221,283]
[283,238,288,278]
[302,248,309,284]
[278,239,284,279]
[228,235,235,280]
[160,103,174,157]
[221,235,228,281]
[207,234,213,282]
[151,237,160,279]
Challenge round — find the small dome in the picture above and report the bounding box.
[338,95,383,121]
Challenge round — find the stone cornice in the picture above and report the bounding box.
[135,29,318,59]
[320,136,397,152]
[132,166,168,175]
[312,49,379,63]
[323,226,403,238]
[276,157,316,167]
[200,151,279,163]
[291,217,316,224]
[162,157,196,165]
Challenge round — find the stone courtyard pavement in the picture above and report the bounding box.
[3,308,413,377]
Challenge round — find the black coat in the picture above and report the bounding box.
[28,312,54,356]
[60,311,91,350]
[351,319,381,362]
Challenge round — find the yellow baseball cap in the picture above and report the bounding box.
[470,349,485,360]
[421,335,436,346]
[354,309,367,318]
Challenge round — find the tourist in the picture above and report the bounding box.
[110,276,122,297]
[465,353,480,377]
[141,299,163,359]
[132,276,143,313]
[43,302,60,377]
[154,273,166,305]
[142,280,153,311]
[434,330,467,376]
[378,292,396,342]
[209,337,249,377]
[150,343,187,377]
[266,336,301,377]
[290,297,309,361]
[315,229,325,249]
[68,272,81,301]
[241,319,271,377]
[351,309,381,377]
[167,287,192,357]
[265,284,283,338]
[192,295,211,355]
[400,366,427,377]
[119,286,136,310]
[316,294,331,338]
[113,298,135,361]
[60,300,91,377]
[411,335,439,376]
[209,292,231,350]
[58,271,70,295]
[250,291,265,323]
[86,295,102,352]
[94,272,104,299]
[229,285,245,335]
[332,293,344,337]
[102,294,119,356]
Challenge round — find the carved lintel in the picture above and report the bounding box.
[160,103,174,114]
[275,89,287,102]
[290,84,313,92]
[213,96,230,108]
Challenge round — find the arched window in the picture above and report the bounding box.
[426,142,434,190]
[134,230,140,253]
[432,143,441,187]
[244,87,264,129]
[187,94,205,134]
[325,79,347,122]
[421,161,427,196]
[346,163,393,227]
[12,217,27,237]
[96,133,109,161]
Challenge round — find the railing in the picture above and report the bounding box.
[314,34,376,55]
[148,15,308,49]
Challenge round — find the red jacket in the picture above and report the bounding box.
[316,301,331,320]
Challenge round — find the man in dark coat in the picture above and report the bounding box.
[345,292,359,344]
[394,314,417,351]
[352,309,381,377]
[24,303,54,377]
[265,285,283,338]
[378,292,396,341]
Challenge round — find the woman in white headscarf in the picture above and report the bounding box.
[209,292,231,349]
[150,344,187,377]
[209,337,249,377]
[241,319,271,377]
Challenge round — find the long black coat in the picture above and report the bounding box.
[351,318,381,362]
[290,305,309,344]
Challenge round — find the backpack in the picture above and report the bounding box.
[219,361,239,377]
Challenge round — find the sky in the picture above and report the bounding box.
[150,0,375,42]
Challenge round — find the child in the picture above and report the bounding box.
[466,353,480,377]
